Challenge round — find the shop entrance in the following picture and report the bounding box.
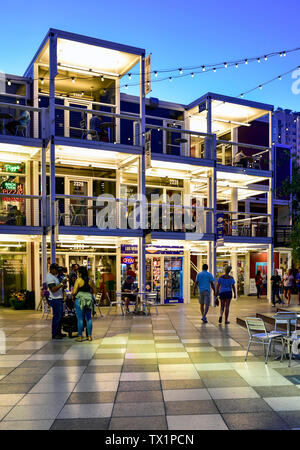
[164,256,183,303]
[66,177,92,227]
[146,256,162,302]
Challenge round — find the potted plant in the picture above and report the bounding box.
[9,291,26,310]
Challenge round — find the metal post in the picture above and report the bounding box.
[267,111,275,303]
[138,54,146,295]
[49,33,58,263]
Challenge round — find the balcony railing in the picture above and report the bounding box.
[0,193,43,227]
[274,225,292,247]
[54,105,141,146]
[217,211,270,238]
[216,140,271,170]
[56,195,213,233]
[0,102,42,139]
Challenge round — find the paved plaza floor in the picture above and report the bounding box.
[0,296,300,430]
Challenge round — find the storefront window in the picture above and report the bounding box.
[0,162,26,226]
[0,253,27,305]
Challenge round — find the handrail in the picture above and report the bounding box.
[0,102,42,113]
[216,210,271,217]
[54,104,140,122]
[147,124,213,138]
[216,139,270,152]
[0,193,42,199]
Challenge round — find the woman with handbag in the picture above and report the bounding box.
[73,266,96,342]
[216,266,236,325]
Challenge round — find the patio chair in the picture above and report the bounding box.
[245,317,284,364]
[93,293,104,318]
[107,291,125,316]
[143,292,159,316]
[41,297,51,320]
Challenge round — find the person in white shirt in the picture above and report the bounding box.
[46,263,67,339]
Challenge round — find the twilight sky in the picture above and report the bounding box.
[0,0,300,110]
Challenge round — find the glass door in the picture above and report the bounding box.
[164,256,183,303]
[66,178,92,227]
[65,100,92,139]
[68,254,94,279]
[146,256,162,303]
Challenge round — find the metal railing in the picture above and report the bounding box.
[274,225,292,247]
[0,102,42,139]
[55,194,213,233]
[217,211,271,238]
[54,104,141,146]
[216,140,271,170]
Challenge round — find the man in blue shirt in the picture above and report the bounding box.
[193,264,216,323]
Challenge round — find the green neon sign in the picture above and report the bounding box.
[4,164,21,173]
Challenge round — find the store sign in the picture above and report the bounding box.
[145,130,151,169]
[3,181,17,190]
[4,164,22,173]
[250,278,257,295]
[145,54,151,95]
[122,256,135,265]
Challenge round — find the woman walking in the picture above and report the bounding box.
[285,269,294,306]
[73,266,96,342]
[271,269,284,306]
[216,266,236,325]
[255,270,263,299]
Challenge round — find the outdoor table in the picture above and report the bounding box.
[0,112,13,135]
[273,312,300,365]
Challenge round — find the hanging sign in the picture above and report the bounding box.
[145,130,151,169]
[145,54,151,95]
[216,213,225,246]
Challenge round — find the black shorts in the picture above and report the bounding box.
[219,292,232,300]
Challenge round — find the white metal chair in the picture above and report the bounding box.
[245,317,284,364]
[143,292,159,316]
[93,293,104,318]
[41,297,51,320]
[108,291,125,316]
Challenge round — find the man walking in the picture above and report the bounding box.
[46,263,67,339]
[193,264,216,323]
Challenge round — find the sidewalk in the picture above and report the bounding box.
[0,296,299,430]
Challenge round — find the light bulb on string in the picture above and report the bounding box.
[71,77,75,83]
[179,68,183,75]
[264,55,267,61]
[191,72,194,78]
[224,62,227,68]
[101,76,104,82]
[7,79,11,86]
[169,77,172,82]
[278,75,282,80]
[202,66,205,72]
[213,68,216,72]
[259,85,262,90]
[257,58,261,63]
[128,73,132,80]
[235,63,238,68]
[245,59,248,64]
[154,71,158,77]
[40,78,44,85]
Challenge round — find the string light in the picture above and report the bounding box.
[40,78,44,85]
[202,66,205,72]
[278,75,282,80]
[257,58,261,63]
[154,71,158,77]
[179,68,183,75]
[259,85,262,90]
[224,62,228,68]
[169,77,172,82]
[101,76,104,82]
[213,68,216,72]
[128,73,132,80]
[71,77,75,83]
[264,55,267,61]
[235,63,238,68]
[191,72,194,78]
[245,59,248,64]
[7,79,11,86]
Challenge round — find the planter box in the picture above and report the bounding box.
[9,299,26,310]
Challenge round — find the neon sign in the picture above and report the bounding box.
[4,164,22,173]
[122,256,134,265]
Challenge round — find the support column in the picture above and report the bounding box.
[138,53,146,295]
[267,111,275,303]
[267,244,274,303]
[184,250,191,303]
[49,32,58,263]
[244,252,250,296]
[34,241,40,309]
[230,187,238,236]
[116,245,121,292]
